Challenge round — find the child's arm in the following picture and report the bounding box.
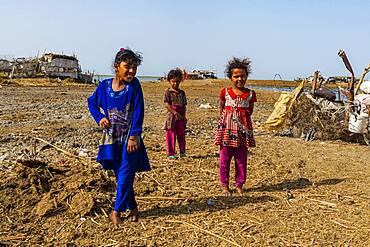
[219,99,225,116]
[87,83,110,127]
[249,90,257,115]
[183,91,187,121]
[219,88,226,116]
[249,103,254,115]
[128,80,144,153]
[129,80,144,137]
[164,103,182,120]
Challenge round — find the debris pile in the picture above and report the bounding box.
[263,50,370,145]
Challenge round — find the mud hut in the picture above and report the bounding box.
[38,53,80,79]
[0,59,12,75]
[0,53,93,82]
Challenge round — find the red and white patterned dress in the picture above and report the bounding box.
[214,87,257,148]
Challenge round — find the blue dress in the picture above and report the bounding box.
[88,77,150,211]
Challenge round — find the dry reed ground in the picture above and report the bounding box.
[0,79,369,246]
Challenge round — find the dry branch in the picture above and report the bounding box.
[330,220,350,229]
[90,218,102,226]
[56,223,67,233]
[31,136,91,165]
[167,220,241,247]
[32,136,81,158]
[100,208,108,218]
[0,235,25,241]
[136,196,187,201]
[307,198,337,207]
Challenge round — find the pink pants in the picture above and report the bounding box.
[219,145,247,188]
[166,120,186,156]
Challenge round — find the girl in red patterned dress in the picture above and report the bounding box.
[215,57,257,195]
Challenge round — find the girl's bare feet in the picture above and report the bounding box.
[221,185,231,196]
[110,211,124,225]
[127,208,139,222]
[235,187,244,195]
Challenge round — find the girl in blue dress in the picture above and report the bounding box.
[88,48,150,224]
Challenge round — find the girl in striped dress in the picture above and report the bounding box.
[214,57,257,196]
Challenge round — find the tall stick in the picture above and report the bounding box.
[354,64,370,95]
[30,136,91,166]
[311,71,319,96]
[32,136,81,158]
[136,196,187,201]
[338,49,355,101]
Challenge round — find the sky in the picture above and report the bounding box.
[1,0,369,80]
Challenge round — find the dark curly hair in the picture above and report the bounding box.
[114,48,143,67]
[167,68,183,81]
[225,57,251,79]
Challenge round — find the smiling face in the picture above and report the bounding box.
[169,77,181,90]
[115,61,138,83]
[230,68,247,89]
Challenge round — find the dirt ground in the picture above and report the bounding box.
[0,79,369,246]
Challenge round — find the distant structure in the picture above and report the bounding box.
[325,76,356,84]
[39,53,79,79]
[159,69,218,81]
[186,69,218,80]
[0,52,93,83]
[273,73,282,81]
[0,59,13,75]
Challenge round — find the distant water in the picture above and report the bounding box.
[93,75,160,82]
[251,85,344,101]
[249,85,295,92]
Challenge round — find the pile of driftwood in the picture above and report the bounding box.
[286,92,347,141]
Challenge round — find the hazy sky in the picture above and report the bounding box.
[1,0,369,79]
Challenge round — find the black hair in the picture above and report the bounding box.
[225,57,252,79]
[114,48,143,67]
[167,68,183,81]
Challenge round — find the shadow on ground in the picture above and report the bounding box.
[247,177,345,192]
[190,153,218,159]
[141,194,275,218]
[141,178,344,218]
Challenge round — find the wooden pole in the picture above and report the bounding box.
[338,49,355,101]
[354,64,370,95]
[311,71,319,96]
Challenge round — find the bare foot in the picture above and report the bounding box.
[127,208,139,222]
[221,186,231,196]
[110,211,124,225]
[235,187,244,195]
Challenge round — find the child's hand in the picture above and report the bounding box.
[99,118,111,128]
[173,111,182,120]
[127,136,139,153]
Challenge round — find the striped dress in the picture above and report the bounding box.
[214,87,257,148]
